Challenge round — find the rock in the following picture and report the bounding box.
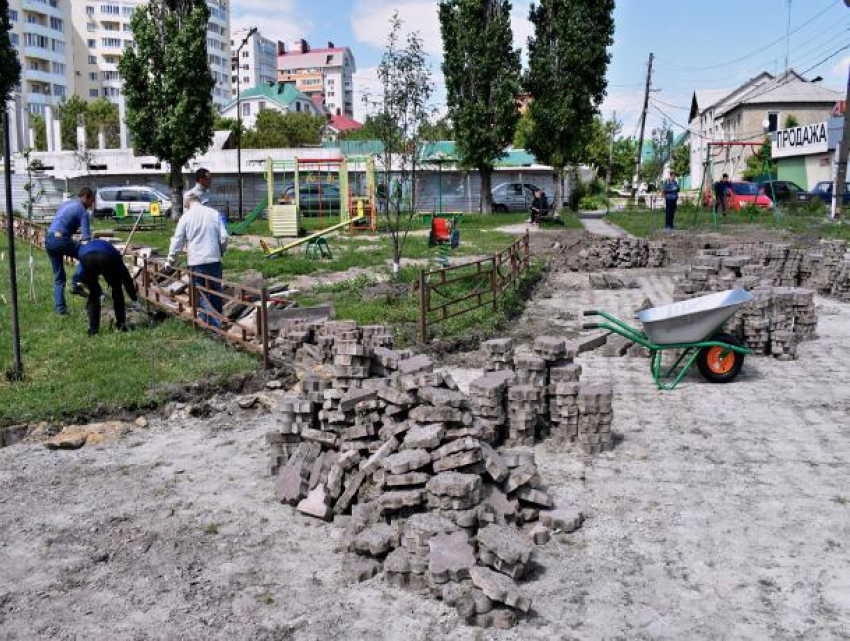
[134,416,148,428]
[429,531,477,583]
[540,507,584,533]
[43,434,88,450]
[296,484,332,520]
[402,423,446,450]
[352,523,400,556]
[469,566,532,612]
[341,554,382,584]
[476,524,534,567]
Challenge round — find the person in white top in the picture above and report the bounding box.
[165,193,228,325]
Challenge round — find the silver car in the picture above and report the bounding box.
[491,182,541,213]
[95,185,172,218]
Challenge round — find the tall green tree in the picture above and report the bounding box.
[525,0,615,210]
[0,0,19,105]
[671,141,691,178]
[440,0,521,214]
[119,0,215,218]
[56,95,120,150]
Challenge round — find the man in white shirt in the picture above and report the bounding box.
[184,168,213,208]
[165,193,228,326]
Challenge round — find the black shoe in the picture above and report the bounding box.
[70,284,86,297]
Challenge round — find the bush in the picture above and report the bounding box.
[578,195,606,211]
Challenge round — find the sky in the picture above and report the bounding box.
[232,0,850,137]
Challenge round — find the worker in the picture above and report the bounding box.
[661,171,680,231]
[45,187,94,315]
[713,173,733,217]
[184,167,213,209]
[77,239,139,336]
[164,192,228,327]
[529,189,549,226]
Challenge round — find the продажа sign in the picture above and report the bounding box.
[771,121,828,158]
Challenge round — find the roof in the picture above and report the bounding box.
[278,47,352,70]
[328,114,363,133]
[222,84,313,113]
[319,140,549,167]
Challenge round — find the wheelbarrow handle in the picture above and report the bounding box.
[582,322,601,330]
[582,310,600,316]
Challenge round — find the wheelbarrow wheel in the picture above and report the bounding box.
[697,333,745,384]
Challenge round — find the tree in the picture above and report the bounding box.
[56,95,120,150]
[30,114,47,151]
[440,0,521,214]
[582,115,620,178]
[119,0,215,218]
[0,0,19,104]
[339,113,398,142]
[783,113,799,128]
[368,13,433,277]
[671,142,690,178]
[525,0,615,211]
[742,136,775,181]
[241,110,325,148]
[513,110,534,149]
[420,116,453,141]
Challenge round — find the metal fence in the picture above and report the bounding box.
[417,231,531,342]
[2,216,271,366]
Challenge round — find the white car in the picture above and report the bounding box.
[491,182,541,213]
[95,185,172,218]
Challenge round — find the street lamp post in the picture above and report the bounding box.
[236,27,258,221]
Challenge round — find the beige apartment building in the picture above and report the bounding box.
[278,39,356,118]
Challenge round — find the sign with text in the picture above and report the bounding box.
[771,121,829,158]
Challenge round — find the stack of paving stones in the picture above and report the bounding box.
[567,236,670,271]
[481,338,514,372]
[576,381,615,454]
[266,332,601,628]
[830,258,850,302]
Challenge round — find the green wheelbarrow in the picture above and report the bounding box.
[582,289,754,391]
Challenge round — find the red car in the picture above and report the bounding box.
[714,181,773,211]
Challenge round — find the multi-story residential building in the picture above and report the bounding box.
[69,0,232,109]
[6,0,75,116]
[689,70,842,189]
[230,27,280,96]
[278,39,356,118]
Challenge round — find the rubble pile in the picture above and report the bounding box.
[565,236,669,271]
[263,323,614,629]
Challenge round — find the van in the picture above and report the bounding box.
[95,186,172,218]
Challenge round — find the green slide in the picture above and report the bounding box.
[227,198,268,236]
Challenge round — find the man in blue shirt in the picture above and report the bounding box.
[661,172,680,230]
[45,188,94,314]
[77,239,139,336]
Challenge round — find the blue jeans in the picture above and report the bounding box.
[191,262,223,328]
[44,236,81,313]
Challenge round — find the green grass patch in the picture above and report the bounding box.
[0,243,256,427]
[607,202,850,242]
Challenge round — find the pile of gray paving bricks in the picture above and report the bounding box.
[672,244,834,360]
[566,236,669,271]
[264,324,607,629]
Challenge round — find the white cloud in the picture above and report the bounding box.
[830,55,850,80]
[231,0,311,44]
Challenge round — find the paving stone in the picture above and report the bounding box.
[528,523,551,545]
[428,531,477,583]
[384,471,431,487]
[341,554,382,584]
[482,484,519,521]
[381,449,431,475]
[378,488,426,513]
[409,405,463,424]
[352,523,400,556]
[397,354,434,375]
[359,437,400,475]
[431,436,480,461]
[432,448,484,473]
[515,487,554,508]
[469,566,532,612]
[427,472,483,498]
[479,442,509,483]
[334,470,366,514]
[476,524,534,567]
[539,507,584,533]
[296,483,332,520]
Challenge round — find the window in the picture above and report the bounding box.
[258,101,265,111]
[86,5,94,15]
[242,103,251,116]
[27,15,40,24]
[9,9,17,20]
[52,62,65,75]
[123,24,132,32]
[327,79,334,85]
[89,72,98,81]
[103,23,119,31]
[87,22,96,31]
[50,17,63,31]
[102,37,121,47]
[10,33,18,45]
[101,5,120,15]
[767,112,778,133]
[24,34,49,49]
[103,70,121,81]
[295,102,301,112]
[242,64,249,70]
[122,6,134,16]
[242,76,249,84]
[53,84,66,97]
[88,39,96,47]
[89,88,99,97]
[51,40,64,54]
[88,55,96,64]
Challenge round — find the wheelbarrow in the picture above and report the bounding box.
[582,289,754,391]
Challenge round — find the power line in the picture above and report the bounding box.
[657,0,838,72]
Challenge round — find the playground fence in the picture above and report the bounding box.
[417,231,531,343]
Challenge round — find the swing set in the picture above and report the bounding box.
[261,155,378,259]
[695,140,782,229]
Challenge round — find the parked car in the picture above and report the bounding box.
[728,181,773,211]
[756,180,813,204]
[279,182,341,216]
[810,181,850,206]
[491,182,541,213]
[95,185,172,218]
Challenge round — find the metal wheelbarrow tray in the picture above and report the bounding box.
[583,289,754,391]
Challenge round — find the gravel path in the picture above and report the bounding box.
[1,272,848,639]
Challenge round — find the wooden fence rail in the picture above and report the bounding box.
[2,216,271,366]
[418,231,531,342]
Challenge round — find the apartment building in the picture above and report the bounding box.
[231,27,280,96]
[5,0,75,116]
[68,0,232,109]
[278,39,355,118]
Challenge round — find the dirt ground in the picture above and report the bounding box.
[2,264,850,639]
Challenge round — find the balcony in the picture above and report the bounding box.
[21,0,63,18]
[23,68,58,84]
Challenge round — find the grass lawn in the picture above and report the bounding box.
[0,242,257,427]
[607,203,850,242]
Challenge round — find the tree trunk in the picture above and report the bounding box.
[479,167,492,214]
[552,167,563,215]
[170,161,183,219]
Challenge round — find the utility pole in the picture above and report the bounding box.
[632,52,654,198]
[784,0,792,72]
[606,111,616,214]
[3,109,23,380]
[831,66,850,220]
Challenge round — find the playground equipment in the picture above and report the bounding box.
[696,140,781,228]
[113,201,165,231]
[260,155,377,258]
[428,216,461,268]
